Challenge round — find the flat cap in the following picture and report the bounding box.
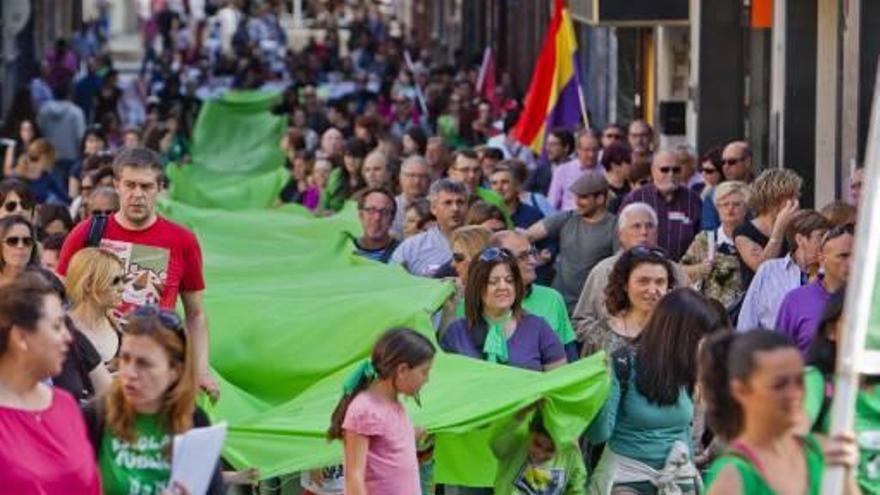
[570,172,609,196]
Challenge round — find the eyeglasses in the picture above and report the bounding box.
[629,245,667,259]
[722,157,745,166]
[3,236,34,248]
[129,305,187,341]
[822,223,855,245]
[603,133,624,140]
[658,166,682,175]
[478,247,513,263]
[514,247,538,262]
[359,206,394,217]
[91,209,116,216]
[2,200,32,213]
[452,252,467,263]
[716,200,745,209]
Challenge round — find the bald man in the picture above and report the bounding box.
[702,140,754,231]
[618,150,703,260]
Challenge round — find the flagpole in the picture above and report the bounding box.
[821,56,880,495]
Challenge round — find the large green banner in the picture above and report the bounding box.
[160,92,610,485]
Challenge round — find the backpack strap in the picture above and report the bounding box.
[82,398,106,456]
[610,346,633,401]
[86,214,109,248]
[378,239,400,264]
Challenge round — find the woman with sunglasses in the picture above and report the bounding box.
[0,215,40,287]
[438,226,492,334]
[0,273,101,494]
[66,248,125,373]
[15,138,69,205]
[577,246,675,358]
[82,306,223,495]
[0,178,36,221]
[440,247,567,371]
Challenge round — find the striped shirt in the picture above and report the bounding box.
[620,185,702,261]
[736,254,805,332]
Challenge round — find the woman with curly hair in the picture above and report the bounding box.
[577,246,675,358]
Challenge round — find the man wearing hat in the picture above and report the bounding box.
[526,173,619,312]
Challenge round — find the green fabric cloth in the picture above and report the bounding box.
[454,284,576,346]
[704,434,824,494]
[805,367,880,494]
[159,91,611,485]
[319,167,347,213]
[476,187,514,229]
[99,414,171,495]
[491,416,587,495]
[166,91,289,210]
[483,311,513,364]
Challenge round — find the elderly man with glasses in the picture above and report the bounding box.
[618,150,703,261]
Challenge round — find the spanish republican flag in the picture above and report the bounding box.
[512,0,588,154]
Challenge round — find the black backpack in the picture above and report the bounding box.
[86,214,109,248]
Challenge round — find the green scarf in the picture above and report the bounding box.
[482,311,513,364]
[341,359,378,395]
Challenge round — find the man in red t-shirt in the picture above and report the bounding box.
[57,147,219,397]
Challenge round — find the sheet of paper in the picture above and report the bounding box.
[170,422,227,495]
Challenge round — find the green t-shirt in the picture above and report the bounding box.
[805,367,880,494]
[99,414,172,495]
[705,434,824,495]
[454,284,575,345]
[491,417,587,495]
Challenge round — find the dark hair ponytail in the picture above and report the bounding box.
[327,327,436,440]
[699,330,797,441]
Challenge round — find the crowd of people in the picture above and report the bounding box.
[0,0,874,494]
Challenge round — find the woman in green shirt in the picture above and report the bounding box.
[701,329,860,494]
[319,140,368,213]
[806,289,880,494]
[83,306,223,495]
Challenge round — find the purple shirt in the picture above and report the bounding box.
[547,158,602,211]
[440,314,566,371]
[774,280,833,354]
[620,185,702,260]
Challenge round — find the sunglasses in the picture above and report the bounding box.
[3,200,32,213]
[823,223,855,245]
[91,209,116,216]
[112,275,125,286]
[629,245,667,259]
[4,236,34,248]
[659,166,682,174]
[452,252,467,263]
[479,247,513,263]
[702,167,719,175]
[129,305,187,341]
[722,157,744,166]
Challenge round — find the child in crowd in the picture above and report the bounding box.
[327,327,436,495]
[492,403,587,495]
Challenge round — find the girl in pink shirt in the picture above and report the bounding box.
[328,328,435,495]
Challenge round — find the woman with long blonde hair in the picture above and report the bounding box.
[82,307,223,494]
[65,248,124,370]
